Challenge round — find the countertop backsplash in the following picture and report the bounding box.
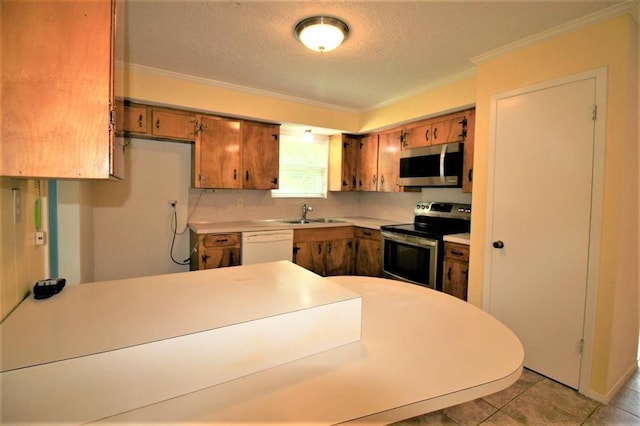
[187,187,472,225]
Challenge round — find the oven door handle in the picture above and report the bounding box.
[381,231,438,249]
[439,143,447,183]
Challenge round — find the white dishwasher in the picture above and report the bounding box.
[241,229,294,265]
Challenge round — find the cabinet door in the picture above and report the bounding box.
[342,135,360,191]
[355,238,381,277]
[403,122,432,149]
[443,259,469,301]
[293,242,325,276]
[196,116,241,189]
[325,239,353,276]
[201,247,241,269]
[151,110,196,141]
[242,122,280,189]
[2,0,116,179]
[377,131,401,192]
[354,228,381,276]
[462,109,475,193]
[430,114,467,145]
[357,134,379,191]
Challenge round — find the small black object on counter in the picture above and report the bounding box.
[33,278,66,300]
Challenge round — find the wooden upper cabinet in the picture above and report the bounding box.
[1,0,120,179]
[329,134,359,191]
[242,121,280,189]
[195,117,279,189]
[196,115,241,189]
[430,112,468,145]
[151,109,197,141]
[376,129,402,192]
[357,134,379,191]
[402,121,432,149]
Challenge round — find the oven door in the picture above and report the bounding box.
[381,230,438,289]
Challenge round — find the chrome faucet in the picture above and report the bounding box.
[301,203,313,221]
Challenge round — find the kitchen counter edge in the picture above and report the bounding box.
[189,217,400,234]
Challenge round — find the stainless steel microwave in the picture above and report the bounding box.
[398,142,463,187]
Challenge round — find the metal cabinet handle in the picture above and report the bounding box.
[155,119,160,129]
[425,129,430,142]
[138,114,144,128]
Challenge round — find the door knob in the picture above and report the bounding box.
[492,240,505,249]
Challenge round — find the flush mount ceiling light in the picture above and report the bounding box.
[295,16,349,53]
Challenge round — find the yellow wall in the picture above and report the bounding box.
[118,67,361,133]
[358,74,477,132]
[0,178,47,320]
[468,15,638,396]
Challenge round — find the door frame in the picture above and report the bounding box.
[483,67,607,398]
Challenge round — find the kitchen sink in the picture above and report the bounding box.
[279,219,313,224]
[278,218,346,225]
[308,218,346,223]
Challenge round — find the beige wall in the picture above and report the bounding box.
[468,15,638,397]
[0,178,46,320]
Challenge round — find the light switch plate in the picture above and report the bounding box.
[12,188,21,224]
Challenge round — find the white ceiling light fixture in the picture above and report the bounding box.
[295,16,349,53]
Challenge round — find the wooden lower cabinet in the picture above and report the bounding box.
[442,242,470,301]
[293,227,354,277]
[190,232,241,270]
[354,228,381,277]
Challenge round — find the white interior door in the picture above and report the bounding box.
[485,76,597,389]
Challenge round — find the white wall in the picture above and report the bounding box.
[90,139,472,281]
[92,139,192,281]
[58,180,94,285]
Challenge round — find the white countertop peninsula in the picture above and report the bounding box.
[2,262,522,425]
[189,216,401,234]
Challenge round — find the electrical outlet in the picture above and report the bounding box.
[169,200,177,208]
[35,231,46,246]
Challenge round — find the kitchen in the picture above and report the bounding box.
[0,0,638,421]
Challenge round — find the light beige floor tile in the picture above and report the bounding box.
[480,410,525,425]
[500,387,592,425]
[443,398,497,426]
[611,386,640,417]
[524,378,599,420]
[389,409,457,425]
[583,404,640,425]
[625,370,640,393]
[482,368,544,409]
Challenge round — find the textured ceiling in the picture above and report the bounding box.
[118,1,625,112]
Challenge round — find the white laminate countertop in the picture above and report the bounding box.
[99,269,520,425]
[189,216,402,234]
[444,232,471,245]
[3,263,520,425]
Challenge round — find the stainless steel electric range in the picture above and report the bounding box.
[381,202,471,290]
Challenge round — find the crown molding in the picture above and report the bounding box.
[363,67,477,112]
[119,62,360,114]
[471,0,638,65]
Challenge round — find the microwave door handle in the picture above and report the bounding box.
[439,144,447,183]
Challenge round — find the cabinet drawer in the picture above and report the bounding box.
[445,242,469,262]
[151,109,197,140]
[122,105,149,134]
[294,226,354,243]
[354,227,380,241]
[203,233,240,248]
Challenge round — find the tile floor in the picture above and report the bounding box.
[392,365,640,425]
